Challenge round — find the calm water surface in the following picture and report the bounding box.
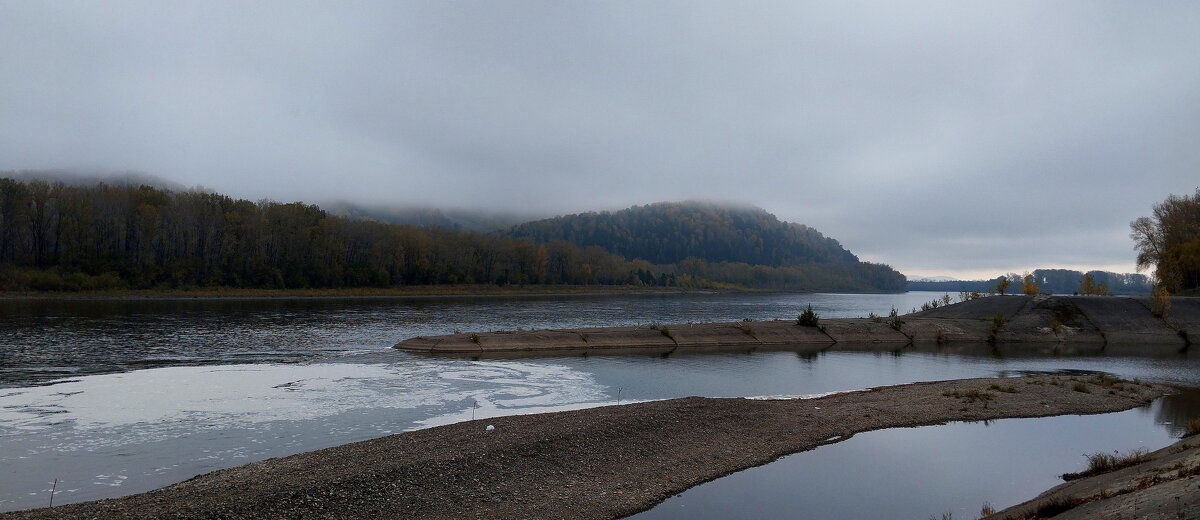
[0,291,942,387]
[1,292,1197,516]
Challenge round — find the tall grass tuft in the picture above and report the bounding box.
[1061,448,1152,480]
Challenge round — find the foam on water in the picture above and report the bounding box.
[0,360,608,510]
[0,361,605,434]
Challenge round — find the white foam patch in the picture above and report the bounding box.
[0,361,607,435]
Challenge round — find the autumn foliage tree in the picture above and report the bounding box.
[1130,188,1200,294]
[1077,273,1109,295]
[1020,272,1040,295]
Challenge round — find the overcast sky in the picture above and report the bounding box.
[2,2,1198,279]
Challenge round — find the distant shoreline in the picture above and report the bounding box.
[0,285,920,301]
[0,285,766,301]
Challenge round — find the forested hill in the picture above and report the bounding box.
[506,201,858,266]
[0,178,903,293]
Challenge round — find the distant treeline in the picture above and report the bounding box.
[0,178,904,292]
[907,269,1153,295]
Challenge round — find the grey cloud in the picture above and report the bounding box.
[2,1,1198,277]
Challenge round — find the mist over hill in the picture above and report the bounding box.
[323,202,540,233]
[506,201,859,266]
[3,169,189,192]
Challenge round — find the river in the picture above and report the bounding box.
[1,291,1197,517]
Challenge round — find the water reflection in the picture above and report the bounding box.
[628,397,1192,520]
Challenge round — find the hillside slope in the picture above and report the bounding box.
[506,201,857,266]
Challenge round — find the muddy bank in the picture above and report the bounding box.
[394,295,1196,355]
[990,435,1200,519]
[3,375,1167,520]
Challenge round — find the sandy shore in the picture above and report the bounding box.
[2,375,1167,520]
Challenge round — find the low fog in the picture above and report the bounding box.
[2,2,1197,278]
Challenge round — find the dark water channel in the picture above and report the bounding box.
[1,292,1198,517]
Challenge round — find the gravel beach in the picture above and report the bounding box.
[3,375,1167,520]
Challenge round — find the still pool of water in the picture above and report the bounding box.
[1,292,1198,516]
[629,405,1188,520]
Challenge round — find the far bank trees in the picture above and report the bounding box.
[0,178,905,293]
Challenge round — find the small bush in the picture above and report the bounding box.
[868,312,883,323]
[955,289,984,301]
[735,322,756,337]
[1073,382,1090,393]
[1088,373,1123,389]
[469,333,481,345]
[989,384,1018,393]
[797,305,820,327]
[990,314,1006,335]
[887,307,904,331]
[651,324,674,339]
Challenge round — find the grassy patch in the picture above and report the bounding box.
[1072,382,1091,393]
[988,384,1018,394]
[1061,449,1152,481]
[943,389,996,407]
